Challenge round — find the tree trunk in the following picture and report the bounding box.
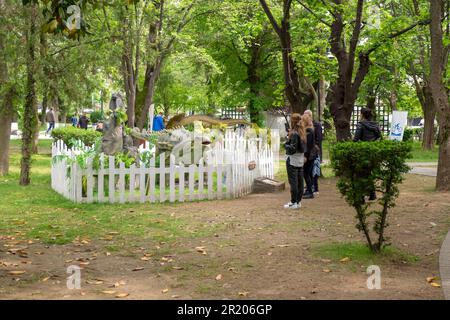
[422,86,436,149]
[0,0,12,176]
[329,0,369,141]
[136,59,163,130]
[247,41,263,126]
[0,91,13,176]
[429,0,450,191]
[20,3,38,186]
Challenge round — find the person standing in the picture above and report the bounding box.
[78,112,89,129]
[304,110,323,194]
[71,113,78,127]
[152,112,165,131]
[302,114,318,199]
[353,107,382,201]
[284,113,307,210]
[45,108,56,135]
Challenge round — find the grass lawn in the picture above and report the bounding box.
[1,140,219,245]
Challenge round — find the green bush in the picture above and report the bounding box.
[51,126,102,148]
[403,128,423,142]
[330,140,412,253]
[90,111,104,124]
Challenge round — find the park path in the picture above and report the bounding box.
[408,162,438,177]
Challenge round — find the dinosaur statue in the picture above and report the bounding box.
[166,114,251,129]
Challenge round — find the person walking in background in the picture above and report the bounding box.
[284,113,307,210]
[353,107,382,201]
[152,111,165,131]
[302,114,318,199]
[353,107,381,142]
[78,112,89,129]
[45,108,56,135]
[304,110,323,194]
[71,113,78,127]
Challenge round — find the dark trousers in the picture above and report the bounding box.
[304,159,314,194]
[287,158,304,204]
[46,122,55,133]
[313,175,319,193]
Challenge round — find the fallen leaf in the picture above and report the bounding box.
[115,293,129,298]
[340,257,350,263]
[426,276,437,283]
[431,282,441,288]
[238,291,249,297]
[140,257,151,261]
[86,279,104,285]
[162,288,169,293]
[172,266,184,270]
[8,270,26,275]
[171,295,180,298]
[41,276,50,282]
[215,274,223,281]
[132,267,144,271]
[322,269,331,273]
[101,290,116,295]
[106,252,111,256]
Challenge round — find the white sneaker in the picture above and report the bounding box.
[289,203,301,210]
[284,202,294,209]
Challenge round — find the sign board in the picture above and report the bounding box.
[389,111,408,141]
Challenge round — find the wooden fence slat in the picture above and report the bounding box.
[109,156,115,203]
[188,164,195,202]
[169,155,175,203]
[118,162,126,204]
[159,153,166,202]
[198,159,204,201]
[86,158,94,203]
[129,164,136,203]
[139,162,146,203]
[149,156,156,203]
[98,154,105,203]
[179,164,185,202]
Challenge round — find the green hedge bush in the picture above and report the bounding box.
[90,111,104,124]
[51,126,102,148]
[330,140,412,252]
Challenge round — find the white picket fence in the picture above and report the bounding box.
[51,130,278,204]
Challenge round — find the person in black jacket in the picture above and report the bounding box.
[353,108,381,142]
[284,113,307,210]
[304,110,323,193]
[354,107,381,200]
[302,114,317,199]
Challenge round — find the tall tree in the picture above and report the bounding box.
[429,0,450,191]
[20,2,39,185]
[259,0,315,114]
[0,0,14,175]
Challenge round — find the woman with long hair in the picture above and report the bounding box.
[302,114,317,199]
[284,113,307,209]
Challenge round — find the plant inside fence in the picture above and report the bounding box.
[330,140,412,253]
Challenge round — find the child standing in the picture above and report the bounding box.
[284,114,307,210]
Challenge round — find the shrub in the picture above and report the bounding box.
[51,126,102,148]
[403,128,423,142]
[90,111,104,124]
[330,140,412,253]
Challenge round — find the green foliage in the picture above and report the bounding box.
[403,127,423,142]
[89,110,104,124]
[51,126,101,148]
[330,140,412,252]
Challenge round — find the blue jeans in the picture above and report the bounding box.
[46,122,55,133]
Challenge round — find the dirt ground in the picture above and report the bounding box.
[1,174,449,300]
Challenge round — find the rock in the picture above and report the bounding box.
[252,177,285,194]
